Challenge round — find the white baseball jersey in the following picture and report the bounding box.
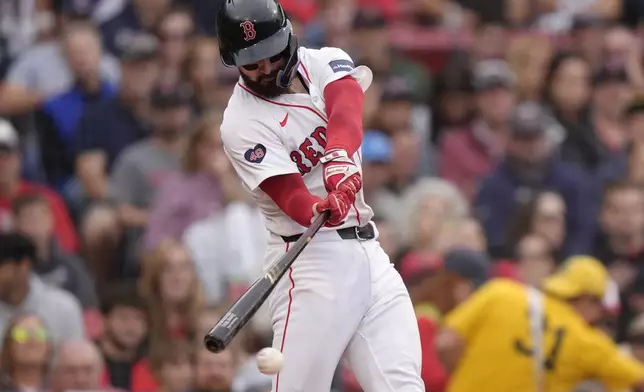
[221,46,374,237]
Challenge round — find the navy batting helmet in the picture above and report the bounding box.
[216,0,300,88]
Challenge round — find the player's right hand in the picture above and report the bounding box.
[313,190,351,227]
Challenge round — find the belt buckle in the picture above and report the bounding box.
[355,225,369,241]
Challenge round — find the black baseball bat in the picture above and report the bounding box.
[204,211,330,353]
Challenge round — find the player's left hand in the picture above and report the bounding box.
[321,149,362,201]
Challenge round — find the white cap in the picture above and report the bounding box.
[0,118,18,149]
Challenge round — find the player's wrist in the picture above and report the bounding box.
[321,148,350,164]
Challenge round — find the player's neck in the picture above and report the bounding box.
[289,75,308,94]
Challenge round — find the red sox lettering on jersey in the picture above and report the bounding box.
[290,127,327,175]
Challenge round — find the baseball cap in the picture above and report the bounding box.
[399,252,442,285]
[381,77,415,103]
[509,101,551,137]
[542,256,608,299]
[0,233,36,265]
[471,59,516,92]
[444,248,491,289]
[150,84,194,109]
[362,131,392,164]
[0,118,19,150]
[119,34,159,62]
[352,8,386,30]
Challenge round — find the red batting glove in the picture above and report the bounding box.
[320,149,362,201]
[313,190,351,227]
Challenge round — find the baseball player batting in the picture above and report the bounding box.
[215,1,424,391]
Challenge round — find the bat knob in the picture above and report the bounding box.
[204,335,225,353]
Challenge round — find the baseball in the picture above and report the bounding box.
[256,347,284,375]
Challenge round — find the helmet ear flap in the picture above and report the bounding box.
[220,51,235,68]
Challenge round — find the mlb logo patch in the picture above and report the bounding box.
[244,144,266,163]
[329,59,354,73]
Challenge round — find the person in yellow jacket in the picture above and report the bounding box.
[436,256,644,392]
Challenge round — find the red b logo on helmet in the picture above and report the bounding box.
[240,21,256,41]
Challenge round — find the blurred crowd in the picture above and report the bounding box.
[0,0,643,391]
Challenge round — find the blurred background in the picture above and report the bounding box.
[0,0,644,391]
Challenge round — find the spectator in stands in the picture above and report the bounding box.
[0,313,52,390]
[182,37,221,115]
[99,280,153,391]
[507,190,567,262]
[597,98,644,188]
[0,9,120,117]
[439,59,517,201]
[109,83,193,273]
[593,181,644,267]
[357,130,392,205]
[140,239,203,345]
[371,129,425,242]
[376,77,416,135]
[0,118,78,252]
[512,233,556,286]
[149,340,195,392]
[76,33,159,202]
[568,15,607,72]
[35,20,117,199]
[12,193,97,309]
[562,63,633,172]
[350,9,430,101]
[506,35,553,101]
[195,347,237,392]
[393,178,468,253]
[543,53,593,150]
[154,6,195,90]
[434,216,487,254]
[0,233,84,350]
[476,101,595,258]
[101,0,172,57]
[399,248,491,392]
[144,110,243,252]
[51,339,106,392]
[362,77,383,130]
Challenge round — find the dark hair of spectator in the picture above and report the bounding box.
[153,4,195,39]
[542,52,585,105]
[99,279,148,316]
[140,239,204,345]
[182,110,224,173]
[11,194,48,217]
[506,190,556,257]
[149,339,195,374]
[0,233,37,265]
[60,18,100,42]
[0,313,52,386]
[602,179,643,203]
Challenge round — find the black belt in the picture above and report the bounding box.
[281,223,375,243]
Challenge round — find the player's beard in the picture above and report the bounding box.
[241,70,289,98]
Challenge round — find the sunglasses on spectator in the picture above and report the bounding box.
[242,53,284,71]
[11,326,48,343]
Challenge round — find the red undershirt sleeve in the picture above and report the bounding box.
[323,76,364,155]
[259,173,322,227]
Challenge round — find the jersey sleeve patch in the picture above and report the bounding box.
[329,59,354,73]
[244,143,267,163]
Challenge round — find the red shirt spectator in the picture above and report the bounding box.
[0,120,78,252]
[0,181,78,253]
[101,359,158,392]
[416,303,448,392]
